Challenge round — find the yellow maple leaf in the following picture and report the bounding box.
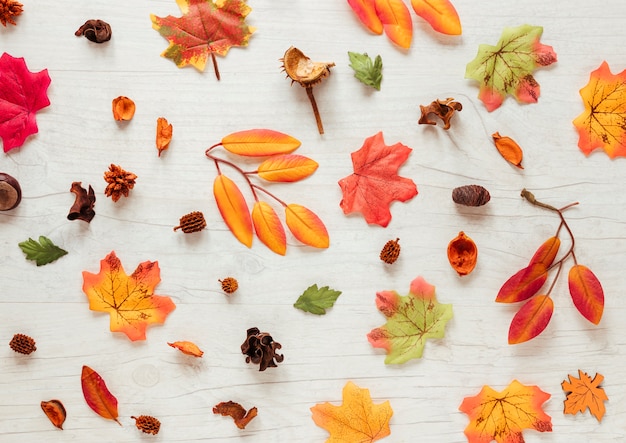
[311,381,393,443]
[82,251,176,341]
[562,370,608,422]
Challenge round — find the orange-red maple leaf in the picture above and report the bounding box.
[82,251,176,341]
[311,381,393,442]
[459,380,552,443]
[562,370,608,422]
[338,132,418,227]
[151,0,254,79]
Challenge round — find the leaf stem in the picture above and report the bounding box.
[206,151,259,201]
[252,184,287,207]
[306,86,324,135]
[211,52,220,81]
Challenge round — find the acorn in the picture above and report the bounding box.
[0,172,22,210]
[380,238,401,264]
[219,277,238,294]
[9,333,36,355]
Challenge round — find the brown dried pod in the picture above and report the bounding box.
[131,415,161,435]
[281,46,335,135]
[452,185,490,207]
[173,211,206,233]
[492,132,524,169]
[241,327,284,371]
[0,0,22,27]
[75,19,112,43]
[213,401,258,429]
[156,117,173,157]
[219,277,238,294]
[0,172,21,210]
[41,400,66,430]
[447,231,477,276]
[67,182,96,222]
[9,333,36,354]
[418,98,462,130]
[103,164,137,202]
[112,96,135,121]
[380,238,401,264]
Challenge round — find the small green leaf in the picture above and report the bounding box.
[348,52,383,91]
[294,284,342,315]
[18,236,68,266]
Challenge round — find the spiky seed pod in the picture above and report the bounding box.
[452,185,491,207]
[131,415,161,435]
[219,277,238,294]
[103,164,137,202]
[173,211,206,233]
[380,238,401,264]
[0,0,23,27]
[9,333,36,354]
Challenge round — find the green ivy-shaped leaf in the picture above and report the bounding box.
[294,284,342,315]
[19,236,68,266]
[348,52,383,91]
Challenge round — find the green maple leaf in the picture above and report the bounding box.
[348,52,382,90]
[294,284,342,315]
[19,236,68,266]
[465,24,557,112]
[367,276,452,364]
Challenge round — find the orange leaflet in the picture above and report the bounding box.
[82,252,176,341]
[496,263,547,303]
[252,201,286,255]
[221,129,301,157]
[347,0,383,34]
[81,366,120,424]
[374,0,413,49]
[213,174,253,247]
[562,370,608,422]
[285,204,329,248]
[529,236,560,268]
[156,117,173,157]
[568,265,604,325]
[459,380,552,443]
[410,0,461,35]
[508,295,554,344]
[257,155,318,182]
[311,381,393,443]
[168,341,204,357]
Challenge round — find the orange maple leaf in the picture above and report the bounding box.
[311,381,393,443]
[459,380,552,443]
[562,370,608,422]
[82,251,176,341]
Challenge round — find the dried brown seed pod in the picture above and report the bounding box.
[0,0,23,27]
[41,400,66,430]
[380,238,401,264]
[241,327,284,371]
[0,172,22,210]
[418,98,462,130]
[75,19,112,43]
[447,231,478,276]
[103,164,137,202]
[112,96,135,121]
[219,277,238,294]
[9,333,36,354]
[173,211,206,233]
[131,415,161,435]
[452,185,490,207]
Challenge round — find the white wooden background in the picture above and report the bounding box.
[2,1,626,441]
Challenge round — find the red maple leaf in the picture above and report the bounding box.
[0,53,51,152]
[338,132,418,227]
[150,0,254,80]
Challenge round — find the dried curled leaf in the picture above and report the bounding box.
[492,132,524,168]
[68,182,96,223]
[168,341,204,357]
[241,327,283,371]
[156,117,173,156]
[447,231,477,276]
[562,370,608,422]
[81,366,120,424]
[75,19,112,43]
[213,401,258,429]
[41,400,66,430]
[419,97,462,129]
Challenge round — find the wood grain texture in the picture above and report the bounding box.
[2,0,626,441]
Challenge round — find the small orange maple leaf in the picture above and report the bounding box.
[311,381,393,443]
[562,370,608,422]
[459,380,552,443]
[82,251,176,341]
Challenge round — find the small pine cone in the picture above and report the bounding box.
[0,0,23,27]
[9,333,36,355]
[220,277,238,294]
[103,164,137,202]
[173,211,206,233]
[452,185,490,207]
[131,415,161,435]
[380,238,400,264]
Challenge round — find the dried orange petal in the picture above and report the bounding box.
[168,340,204,357]
[492,132,524,168]
[156,117,173,156]
[41,399,66,430]
[447,231,477,276]
[112,96,135,121]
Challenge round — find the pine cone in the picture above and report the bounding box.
[131,415,161,435]
[9,333,36,355]
[0,0,23,27]
[380,238,400,264]
[103,164,137,202]
[219,277,238,294]
[173,211,206,233]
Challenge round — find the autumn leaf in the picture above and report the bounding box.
[410,0,461,35]
[252,201,286,255]
[220,129,301,157]
[214,174,253,247]
[338,132,418,227]
[367,276,452,364]
[347,0,383,35]
[375,0,413,48]
[294,284,342,315]
[562,370,608,422]
[459,380,552,443]
[508,294,554,344]
[82,251,176,341]
[311,381,393,442]
[257,154,318,182]
[150,0,254,79]
[213,401,258,429]
[285,203,329,248]
[496,263,547,303]
[81,366,120,424]
[0,53,51,152]
[573,61,626,158]
[18,236,68,266]
[465,24,557,111]
[568,264,604,325]
[348,51,383,90]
